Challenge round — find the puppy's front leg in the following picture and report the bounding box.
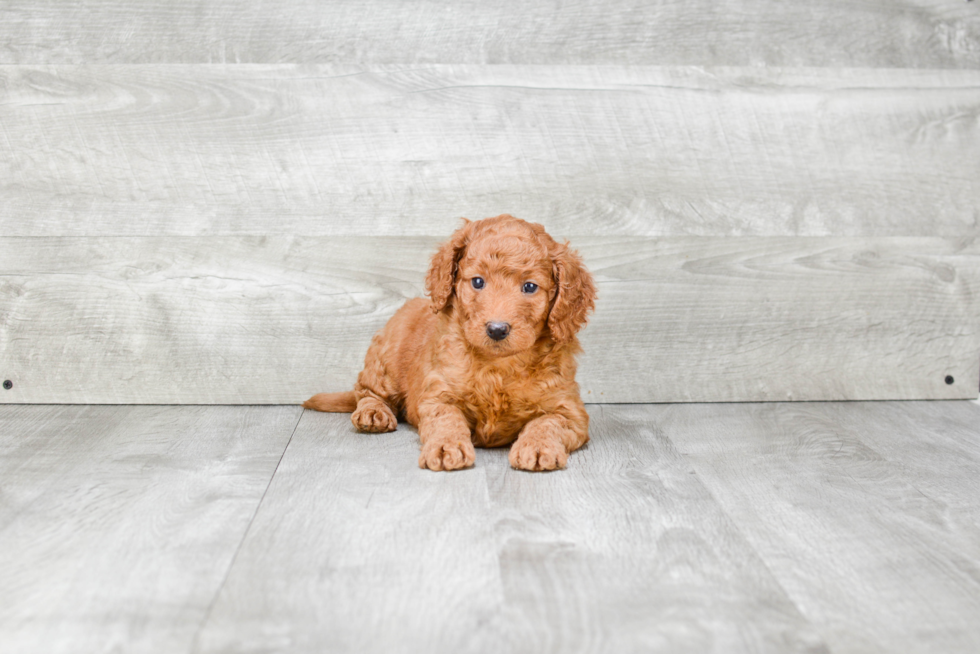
[510,409,588,472]
[418,403,475,471]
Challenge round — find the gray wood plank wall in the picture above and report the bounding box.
[2,66,978,238]
[1,235,976,403]
[0,2,978,404]
[2,1,978,67]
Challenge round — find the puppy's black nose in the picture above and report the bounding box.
[486,321,511,341]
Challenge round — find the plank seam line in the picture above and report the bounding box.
[672,439,821,634]
[188,407,304,653]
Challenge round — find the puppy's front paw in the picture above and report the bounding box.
[509,434,568,472]
[352,400,397,433]
[418,437,476,471]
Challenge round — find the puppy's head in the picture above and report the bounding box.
[425,214,596,356]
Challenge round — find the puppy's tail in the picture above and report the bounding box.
[302,391,357,413]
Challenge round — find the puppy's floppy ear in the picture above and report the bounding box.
[425,218,473,312]
[547,241,597,344]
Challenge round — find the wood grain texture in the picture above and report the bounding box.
[0,404,301,654]
[1,66,978,237]
[662,401,980,654]
[195,408,827,654]
[194,411,504,653]
[1,0,978,67]
[472,405,827,653]
[845,401,980,516]
[580,236,980,402]
[1,235,976,404]
[4,403,979,652]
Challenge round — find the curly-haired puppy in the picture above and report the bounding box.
[303,214,597,471]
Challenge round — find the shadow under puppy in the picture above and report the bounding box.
[303,214,597,471]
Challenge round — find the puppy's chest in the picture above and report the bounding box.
[457,368,543,447]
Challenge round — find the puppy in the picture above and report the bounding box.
[303,214,597,471]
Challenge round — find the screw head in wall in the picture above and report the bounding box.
[945,375,955,385]
[2,380,11,390]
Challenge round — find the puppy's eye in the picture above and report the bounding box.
[471,277,485,290]
[522,282,538,294]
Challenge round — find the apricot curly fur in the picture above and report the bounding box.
[303,214,597,472]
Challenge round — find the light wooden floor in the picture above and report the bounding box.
[2,401,979,653]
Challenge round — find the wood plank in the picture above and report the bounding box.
[841,401,980,515]
[195,407,827,653]
[0,404,301,654]
[0,235,430,404]
[1,236,976,404]
[1,1,977,68]
[472,405,826,653]
[580,236,980,402]
[1,66,978,238]
[193,411,505,653]
[663,401,980,654]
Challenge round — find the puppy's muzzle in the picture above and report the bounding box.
[486,321,511,341]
